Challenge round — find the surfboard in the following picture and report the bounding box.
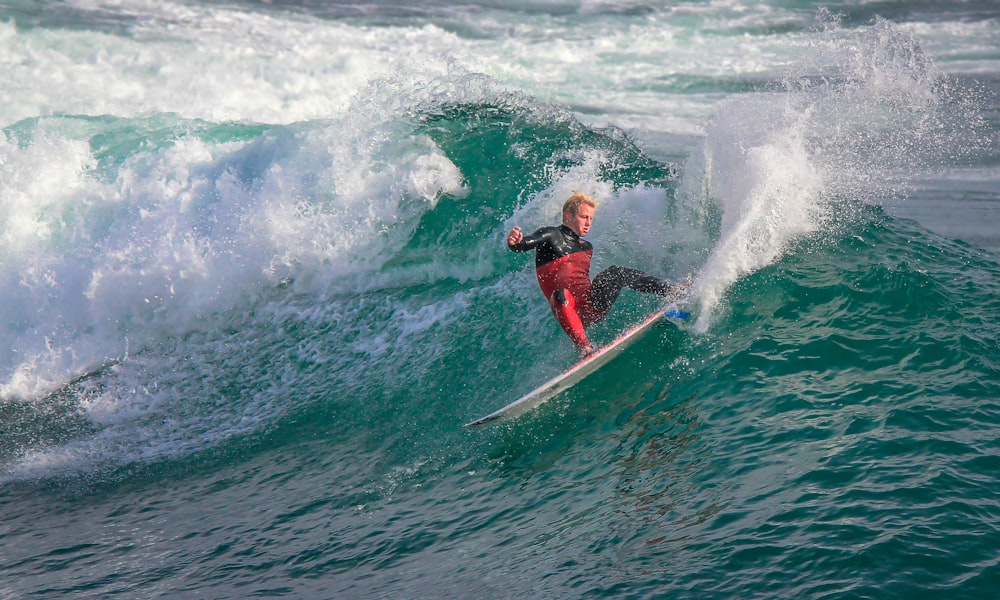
[463,305,689,428]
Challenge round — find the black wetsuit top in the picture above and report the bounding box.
[512,224,594,269]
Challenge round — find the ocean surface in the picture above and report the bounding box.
[1,1,999,598]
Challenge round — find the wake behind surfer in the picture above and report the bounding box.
[507,191,689,358]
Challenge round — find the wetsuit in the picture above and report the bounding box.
[509,224,678,351]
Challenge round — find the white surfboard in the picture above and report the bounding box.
[463,305,689,428]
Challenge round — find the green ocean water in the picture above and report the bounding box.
[2,2,1000,598]
[3,98,1000,598]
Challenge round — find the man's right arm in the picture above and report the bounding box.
[507,226,549,253]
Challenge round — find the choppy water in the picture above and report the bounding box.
[1,1,999,598]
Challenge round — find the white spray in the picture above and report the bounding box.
[679,14,987,332]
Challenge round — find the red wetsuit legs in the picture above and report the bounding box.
[548,288,591,350]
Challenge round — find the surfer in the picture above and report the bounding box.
[507,191,689,358]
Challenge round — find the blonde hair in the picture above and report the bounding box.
[561,191,597,216]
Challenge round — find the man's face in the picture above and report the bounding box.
[563,203,595,237]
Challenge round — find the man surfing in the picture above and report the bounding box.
[507,191,689,358]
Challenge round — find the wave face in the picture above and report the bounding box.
[1,1,999,598]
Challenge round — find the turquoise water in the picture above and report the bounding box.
[2,1,999,598]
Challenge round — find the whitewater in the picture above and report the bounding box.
[2,1,999,598]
